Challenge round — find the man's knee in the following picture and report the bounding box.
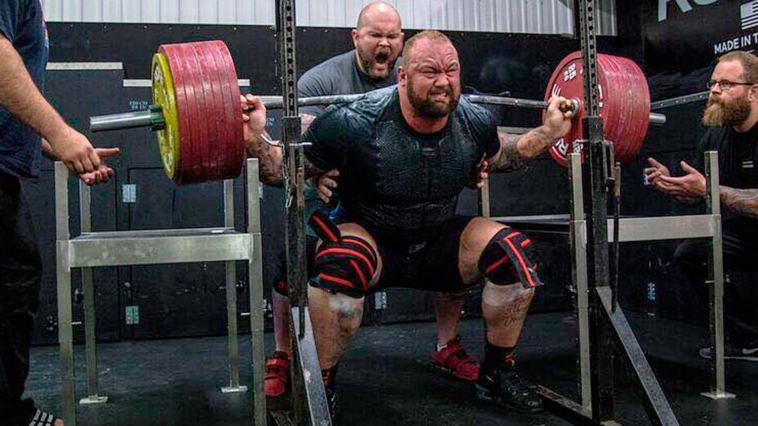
[308,286,364,335]
[309,234,379,298]
[478,228,541,289]
[482,281,534,306]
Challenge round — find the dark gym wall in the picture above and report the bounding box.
[30,20,646,344]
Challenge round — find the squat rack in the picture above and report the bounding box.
[272,0,731,425]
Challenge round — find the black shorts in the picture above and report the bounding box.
[372,215,475,293]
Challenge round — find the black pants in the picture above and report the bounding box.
[675,224,758,347]
[0,170,42,424]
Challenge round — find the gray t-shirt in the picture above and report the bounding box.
[297,50,401,117]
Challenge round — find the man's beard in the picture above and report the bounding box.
[358,47,395,79]
[702,95,751,127]
[407,78,459,118]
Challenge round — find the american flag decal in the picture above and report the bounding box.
[742,1,758,30]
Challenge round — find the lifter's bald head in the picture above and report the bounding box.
[351,1,404,80]
[356,1,402,30]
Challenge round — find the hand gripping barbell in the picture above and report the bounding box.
[90,40,665,185]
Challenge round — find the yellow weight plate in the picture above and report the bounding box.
[151,52,180,179]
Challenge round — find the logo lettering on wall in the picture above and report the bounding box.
[658,0,720,22]
[712,1,758,55]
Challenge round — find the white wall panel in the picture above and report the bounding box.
[217,0,237,24]
[44,0,63,22]
[101,0,121,22]
[343,1,363,28]
[237,0,255,25]
[42,0,615,36]
[122,0,141,23]
[310,0,329,26]
[252,0,275,26]
[81,0,103,22]
[198,0,219,24]
[412,0,432,30]
[158,0,180,23]
[178,0,198,24]
[140,0,160,24]
[61,0,81,21]
[394,0,414,30]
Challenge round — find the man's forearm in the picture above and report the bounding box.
[0,37,68,141]
[40,138,56,160]
[721,186,758,218]
[246,128,324,186]
[491,126,557,172]
[247,131,285,186]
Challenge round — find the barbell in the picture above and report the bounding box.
[90,40,666,185]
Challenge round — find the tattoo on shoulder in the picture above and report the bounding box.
[494,133,526,172]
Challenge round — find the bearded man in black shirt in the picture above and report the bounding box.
[243,30,575,414]
[646,50,758,361]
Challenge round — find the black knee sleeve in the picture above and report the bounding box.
[308,211,378,298]
[478,228,541,288]
[310,235,378,298]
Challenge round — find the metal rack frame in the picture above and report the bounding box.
[486,151,733,426]
[54,158,266,426]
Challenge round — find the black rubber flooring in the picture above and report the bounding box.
[25,311,758,425]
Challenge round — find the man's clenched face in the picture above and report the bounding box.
[404,38,461,118]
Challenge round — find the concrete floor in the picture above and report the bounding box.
[24,311,758,425]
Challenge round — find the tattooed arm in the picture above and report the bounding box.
[491,127,559,172]
[648,158,758,216]
[489,96,575,173]
[721,186,758,218]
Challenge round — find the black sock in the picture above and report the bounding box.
[482,342,515,373]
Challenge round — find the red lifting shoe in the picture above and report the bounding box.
[431,336,480,382]
[265,351,291,397]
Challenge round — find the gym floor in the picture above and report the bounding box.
[26,311,758,426]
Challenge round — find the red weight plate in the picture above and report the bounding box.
[544,51,650,167]
[604,54,633,161]
[598,54,625,160]
[191,42,224,181]
[206,43,232,180]
[544,51,587,167]
[208,42,236,180]
[179,42,212,184]
[625,56,651,161]
[159,44,198,185]
[213,41,244,179]
[201,42,230,181]
[212,41,242,179]
[600,54,650,163]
